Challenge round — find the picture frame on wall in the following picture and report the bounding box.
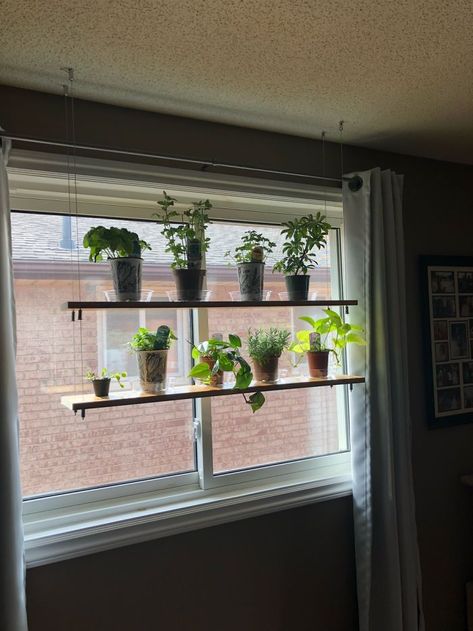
[421,256,473,428]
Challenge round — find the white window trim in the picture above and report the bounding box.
[13,152,354,567]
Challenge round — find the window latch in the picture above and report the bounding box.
[193,418,201,441]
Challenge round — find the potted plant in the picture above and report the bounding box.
[225,230,276,301]
[273,213,331,300]
[189,334,265,412]
[290,308,365,378]
[129,325,177,393]
[247,327,291,383]
[154,191,211,300]
[85,368,127,397]
[83,226,151,301]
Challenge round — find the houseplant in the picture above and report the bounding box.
[83,226,151,301]
[154,191,211,300]
[290,308,365,377]
[273,213,331,300]
[247,327,291,383]
[129,325,177,392]
[85,368,127,397]
[225,230,276,301]
[189,335,265,412]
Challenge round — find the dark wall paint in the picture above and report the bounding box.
[2,85,473,631]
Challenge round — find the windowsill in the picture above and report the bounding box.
[24,472,352,567]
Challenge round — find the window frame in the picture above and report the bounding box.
[11,150,354,566]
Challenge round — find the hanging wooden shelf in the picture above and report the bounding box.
[61,374,365,417]
[65,299,358,310]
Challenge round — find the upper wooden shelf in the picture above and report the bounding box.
[62,374,365,417]
[66,299,358,310]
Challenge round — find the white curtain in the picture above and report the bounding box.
[0,138,28,631]
[343,168,424,631]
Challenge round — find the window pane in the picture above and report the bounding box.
[205,222,346,473]
[12,212,195,497]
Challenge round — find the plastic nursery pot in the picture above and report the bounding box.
[284,275,310,301]
[172,269,206,301]
[137,349,168,393]
[110,257,143,302]
[252,356,279,383]
[92,378,111,397]
[237,262,265,301]
[200,357,224,386]
[307,351,330,378]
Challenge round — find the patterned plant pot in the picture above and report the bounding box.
[110,257,142,302]
[237,262,265,301]
[137,349,168,393]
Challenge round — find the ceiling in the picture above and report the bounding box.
[1,0,473,164]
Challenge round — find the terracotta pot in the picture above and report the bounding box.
[137,349,168,393]
[252,356,279,383]
[92,378,111,397]
[307,351,330,378]
[201,356,224,386]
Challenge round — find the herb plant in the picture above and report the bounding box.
[129,325,177,351]
[247,328,291,365]
[290,308,365,364]
[83,226,151,262]
[225,230,276,264]
[273,213,331,276]
[189,335,265,412]
[85,368,127,388]
[154,191,211,269]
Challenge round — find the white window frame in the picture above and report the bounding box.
[10,150,354,567]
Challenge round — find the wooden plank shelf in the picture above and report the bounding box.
[62,374,365,417]
[66,299,358,310]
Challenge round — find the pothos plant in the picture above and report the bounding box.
[154,191,211,268]
[290,308,365,364]
[83,226,151,262]
[273,213,331,276]
[225,230,276,264]
[189,335,265,412]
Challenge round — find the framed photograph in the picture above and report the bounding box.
[421,256,473,428]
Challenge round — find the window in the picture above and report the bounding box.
[9,151,352,565]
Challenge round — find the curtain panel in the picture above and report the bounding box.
[343,168,424,631]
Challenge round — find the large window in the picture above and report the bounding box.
[9,152,351,564]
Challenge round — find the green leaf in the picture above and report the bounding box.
[296,330,310,342]
[299,315,317,328]
[228,334,242,348]
[248,391,265,413]
[234,366,253,390]
[191,346,201,361]
[345,333,366,345]
[189,363,211,379]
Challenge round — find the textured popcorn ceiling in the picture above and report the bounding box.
[1,0,473,164]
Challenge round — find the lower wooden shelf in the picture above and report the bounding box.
[61,374,365,417]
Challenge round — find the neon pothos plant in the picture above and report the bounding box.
[290,308,365,364]
[273,213,331,275]
[85,368,127,388]
[83,226,151,262]
[225,230,276,264]
[189,335,265,412]
[154,191,211,268]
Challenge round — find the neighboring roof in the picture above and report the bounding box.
[11,212,331,268]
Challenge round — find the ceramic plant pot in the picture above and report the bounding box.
[252,356,279,383]
[307,351,330,378]
[285,275,310,301]
[137,349,168,393]
[200,356,224,386]
[92,378,111,397]
[110,257,143,301]
[173,269,206,301]
[237,262,265,301]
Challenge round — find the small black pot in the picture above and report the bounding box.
[110,257,143,301]
[92,378,111,397]
[285,275,310,301]
[173,268,206,301]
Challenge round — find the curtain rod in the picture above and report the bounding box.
[0,132,350,188]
